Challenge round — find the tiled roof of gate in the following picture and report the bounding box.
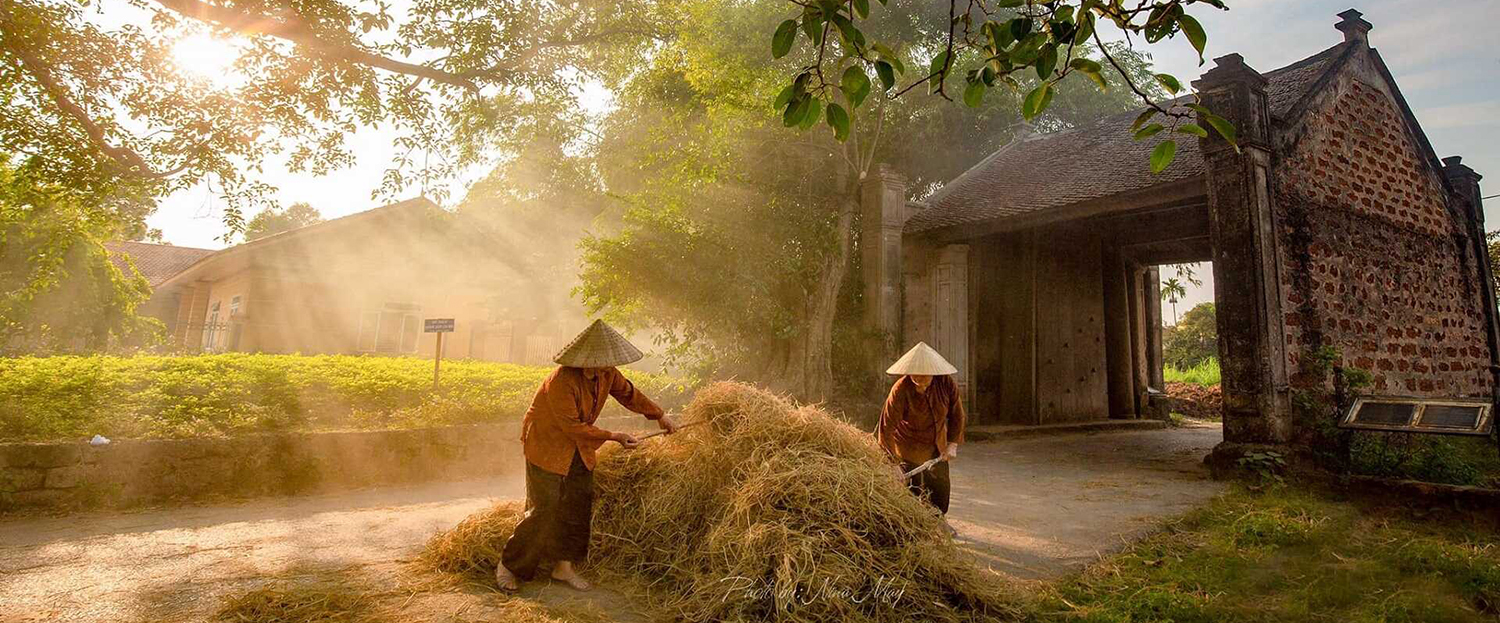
[907,42,1350,234]
[105,241,218,286]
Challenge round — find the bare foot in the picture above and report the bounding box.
[494,564,519,592]
[550,562,592,592]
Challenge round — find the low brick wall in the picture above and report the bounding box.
[0,415,643,513]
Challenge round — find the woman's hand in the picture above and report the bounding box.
[612,432,641,449]
[657,414,680,435]
[943,443,959,461]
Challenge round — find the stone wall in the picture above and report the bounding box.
[1274,59,1492,399]
[0,416,638,513]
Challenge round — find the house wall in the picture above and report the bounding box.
[1273,57,1492,399]
[150,206,569,362]
[201,270,252,351]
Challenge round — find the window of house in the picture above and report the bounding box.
[357,303,421,354]
[229,295,241,317]
[357,311,380,352]
[204,301,221,350]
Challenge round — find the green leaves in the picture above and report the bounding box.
[1073,11,1096,45]
[1134,123,1164,140]
[1150,140,1178,173]
[1022,83,1053,120]
[840,67,872,109]
[1155,73,1182,95]
[963,78,986,108]
[1070,58,1107,91]
[1175,123,1208,138]
[1131,109,1158,132]
[875,61,896,91]
[1202,112,1239,151]
[928,50,950,94]
[1188,103,1241,151]
[1036,44,1058,79]
[1178,14,1207,64]
[782,94,814,127]
[771,19,798,59]
[826,102,850,141]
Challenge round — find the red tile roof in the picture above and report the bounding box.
[105,241,218,286]
[906,43,1350,234]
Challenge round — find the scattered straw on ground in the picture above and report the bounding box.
[213,568,609,623]
[424,381,1021,623]
[215,580,382,623]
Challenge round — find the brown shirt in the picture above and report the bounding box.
[521,366,664,475]
[876,376,966,464]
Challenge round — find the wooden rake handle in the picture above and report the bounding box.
[635,419,707,440]
[902,456,946,479]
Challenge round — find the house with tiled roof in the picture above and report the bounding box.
[856,10,1496,452]
[109,198,571,363]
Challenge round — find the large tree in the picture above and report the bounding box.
[574,0,1162,398]
[0,157,158,351]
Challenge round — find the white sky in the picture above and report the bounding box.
[140,1,1500,322]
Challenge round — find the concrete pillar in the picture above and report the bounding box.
[1102,247,1136,418]
[861,164,909,363]
[1443,157,1500,401]
[932,244,971,404]
[1146,266,1165,391]
[1195,53,1290,444]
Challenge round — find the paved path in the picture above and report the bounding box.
[0,423,1224,621]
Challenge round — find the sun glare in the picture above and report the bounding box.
[172,34,243,84]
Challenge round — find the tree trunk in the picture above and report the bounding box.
[782,192,857,402]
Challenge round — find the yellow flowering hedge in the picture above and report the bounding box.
[0,354,689,441]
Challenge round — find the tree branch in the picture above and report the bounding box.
[0,8,187,178]
[152,0,482,90]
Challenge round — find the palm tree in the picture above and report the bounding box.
[1161,277,1187,326]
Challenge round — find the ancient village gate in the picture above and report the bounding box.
[860,11,1500,456]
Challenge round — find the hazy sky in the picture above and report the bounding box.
[143,1,1499,320]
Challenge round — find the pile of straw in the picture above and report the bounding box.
[425,382,1018,623]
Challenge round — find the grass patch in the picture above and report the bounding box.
[0,354,688,442]
[1164,358,1221,387]
[1030,484,1500,622]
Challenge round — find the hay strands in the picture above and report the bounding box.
[903,456,946,479]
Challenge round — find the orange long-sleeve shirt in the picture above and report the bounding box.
[521,366,664,475]
[876,376,966,464]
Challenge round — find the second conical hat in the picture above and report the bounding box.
[885,342,958,376]
[553,319,644,368]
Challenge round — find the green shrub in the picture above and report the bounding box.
[0,354,690,441]
[1165,357,1221,387]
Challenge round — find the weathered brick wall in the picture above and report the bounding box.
[1275,69,1491,397]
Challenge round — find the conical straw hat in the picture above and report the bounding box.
[553,319,644,368]
[886,342,958,376]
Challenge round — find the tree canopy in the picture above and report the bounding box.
[242,202,323,241]
[571,0,1163,395]
[0,157,157,352]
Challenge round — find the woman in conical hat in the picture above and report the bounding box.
[877,342,966,517]
[495,319,678,592]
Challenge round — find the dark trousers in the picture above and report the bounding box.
[501,452,594,579]
[901,458,952,514]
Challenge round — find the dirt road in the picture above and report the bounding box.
[0,423,1223,622]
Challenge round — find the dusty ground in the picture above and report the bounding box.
[0,423,1223,622]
